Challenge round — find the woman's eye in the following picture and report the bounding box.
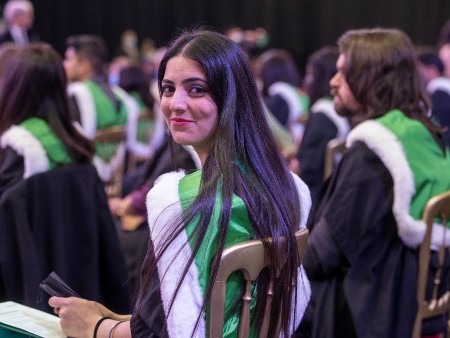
[161,85,174,96]
[189,86,207,95]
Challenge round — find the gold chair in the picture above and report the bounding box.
[209,228,309,337]
[94,125,127,197]
[323,138,346,180]
[412,190,450,338]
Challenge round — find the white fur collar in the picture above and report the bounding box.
[310,98,350,140]
[67,82,97,139]
[347,121,450,249]
[427,77,450,96]
[1,125,49,178]
[290,172,312,332]
[268,82,304,122]
[147,170,205,337]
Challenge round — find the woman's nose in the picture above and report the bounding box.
[169,89,188,112]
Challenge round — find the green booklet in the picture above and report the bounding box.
[0,301,64,337]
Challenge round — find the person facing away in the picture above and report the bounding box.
[0,0,39,47]
[303,28,450,338]
[254,48,310,147]
[417,51,450,148]
[296,46,350,199]
[0,43,94,197]
[49,28,312,338]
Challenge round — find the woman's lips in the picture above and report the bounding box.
[171,117,193,127]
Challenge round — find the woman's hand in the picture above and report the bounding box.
[49,296,102,338]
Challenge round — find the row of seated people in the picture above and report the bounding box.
[1,27,450,337]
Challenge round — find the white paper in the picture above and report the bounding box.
[0,301,65,337]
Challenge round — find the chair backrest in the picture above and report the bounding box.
[323,138,346,180]
[209,228,309,338]
[412,190,450,338]
[94,125,127,197]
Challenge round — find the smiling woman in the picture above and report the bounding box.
[49,28,312,338]
[160,55,218,164]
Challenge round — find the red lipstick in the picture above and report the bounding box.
[171,117,192,127]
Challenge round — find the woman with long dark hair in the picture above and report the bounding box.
[0,43,94,196]
[49,28,311,338]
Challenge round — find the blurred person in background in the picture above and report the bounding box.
[0,0,39,47]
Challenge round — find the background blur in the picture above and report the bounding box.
[2,0,450,73]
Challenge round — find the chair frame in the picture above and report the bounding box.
[209,228,309,338]
[412,190,450,338]
[94,125,127,197]
[323,138,346,180]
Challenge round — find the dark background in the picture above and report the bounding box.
[4,0,450,74]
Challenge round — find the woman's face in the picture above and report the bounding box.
[160,55,219,164]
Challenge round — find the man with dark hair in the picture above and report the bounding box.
[303,28,450,338]
[64,34,139,182]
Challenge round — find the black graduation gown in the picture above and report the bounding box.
[297,112,338,200]
[303,141,418,338]
[0,163,131,314]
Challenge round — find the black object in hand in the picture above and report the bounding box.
[39,271,80,298]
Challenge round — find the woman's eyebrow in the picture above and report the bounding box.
[161,77,207,84]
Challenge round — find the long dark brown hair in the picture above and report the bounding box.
[139,28,303,337]
[338,28,440,132]
[0,43,94,163]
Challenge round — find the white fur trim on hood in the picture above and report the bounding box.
[347,120,449,249]
[111,85,143,156]
[67,82,97,139]
[1,125,49,178]
[427,77,450,96]
[290,172,312,333]
[147,170,206,337]
[268,82,304,122]
[92,142,126,182]
[310,98,350,140]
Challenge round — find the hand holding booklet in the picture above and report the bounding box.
[0,272,79,337]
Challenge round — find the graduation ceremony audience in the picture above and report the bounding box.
[0,2,450,337]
